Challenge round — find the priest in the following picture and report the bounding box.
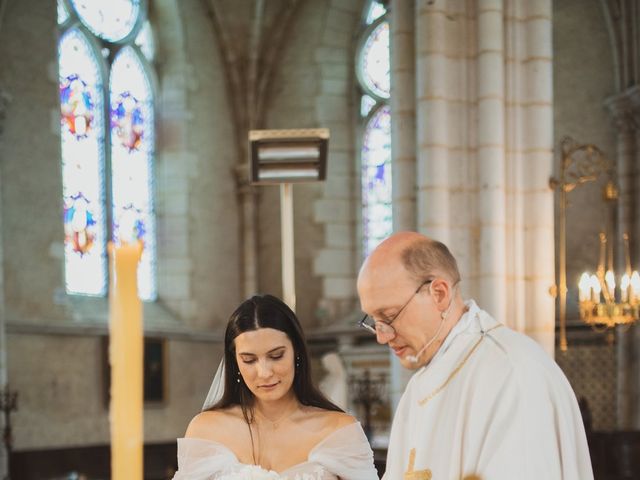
[357,231,593,480]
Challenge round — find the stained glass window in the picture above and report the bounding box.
[57,0,70,25]
[358,20,390,99]
[59,28,108,295]
[361,106,392,256]
[110,47,156,300]
[365,1,386,25]
[59,2,156,300]
[360,94,376,118]
[70,0,141,42]
[357,7,392,256]
[135,21,155,61]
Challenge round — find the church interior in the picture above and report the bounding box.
[0,0,639,478]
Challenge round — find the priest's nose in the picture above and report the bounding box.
[376,328,395,344]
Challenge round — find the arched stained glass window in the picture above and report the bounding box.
[357,2,391,256]
[59,1,157,301]
[59,28,107,295]
[110,47,156,300]
[361,106,392,255]
[70,0,141,42]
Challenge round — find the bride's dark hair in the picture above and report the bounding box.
[208,294,343,424]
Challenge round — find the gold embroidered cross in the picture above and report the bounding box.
[404,448,432,480]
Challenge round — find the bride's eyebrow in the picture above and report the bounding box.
[238,346,286,356]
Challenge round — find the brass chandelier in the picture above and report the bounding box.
[552,137,639,351]
[578,232,640,329]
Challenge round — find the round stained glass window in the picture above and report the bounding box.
[70,0,141,42]
[357,20,390,99]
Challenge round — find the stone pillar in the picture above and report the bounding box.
[518,0,555,351]
[606,91,639,429]
[413,0,554,351]
[390,0,416,232]
[476,0,507,322]
[386,0,417,410]
[415,0,452,245]
[0,87,9,479]
[235,165,259,298]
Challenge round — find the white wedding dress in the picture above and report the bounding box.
[172,422,378,480]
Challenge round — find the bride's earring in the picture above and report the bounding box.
[237,371,241,383]
[296,356,300,368]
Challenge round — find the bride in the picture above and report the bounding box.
[172,294,379,480]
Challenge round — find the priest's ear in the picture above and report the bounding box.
[428,278,450,308]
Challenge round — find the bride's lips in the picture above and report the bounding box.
[259,382,280,389]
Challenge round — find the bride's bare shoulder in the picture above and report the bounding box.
[325,409,357,430]
[303,407,356,431]
[185,406,244,439]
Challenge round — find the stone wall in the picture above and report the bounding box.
[552,0,619,428]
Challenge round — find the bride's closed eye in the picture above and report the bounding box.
[240,353,285,364]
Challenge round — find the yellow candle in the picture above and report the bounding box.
[590,275,601,303]
[605,270,616,300]
[108,240,144,480]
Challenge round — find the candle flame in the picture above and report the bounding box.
[579,272,591,302]
[631,271,640,297]
[605,270,615,289]
[621,274,630,290]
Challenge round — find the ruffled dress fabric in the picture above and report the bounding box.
[172,422,378,480]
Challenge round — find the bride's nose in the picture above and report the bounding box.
[256,359,273,378]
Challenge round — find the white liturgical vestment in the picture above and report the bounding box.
[384,300,593,480]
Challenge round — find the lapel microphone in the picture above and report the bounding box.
[406,291,456,364]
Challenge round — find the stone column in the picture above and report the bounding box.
[518,0,555,352]
[235,165,259,298]
[606,91,639,429]
[390,0,416,232]
[476,0,507,321]
[415,0,451,244]
[0,87,9,480]
[386,0,417,411]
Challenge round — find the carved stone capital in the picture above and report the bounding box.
[605,91,637,134]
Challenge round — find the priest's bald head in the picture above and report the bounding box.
[357,231,466,369]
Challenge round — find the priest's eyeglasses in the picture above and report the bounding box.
[358,280,433,336]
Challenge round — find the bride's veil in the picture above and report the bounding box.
[202,358,226,410]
